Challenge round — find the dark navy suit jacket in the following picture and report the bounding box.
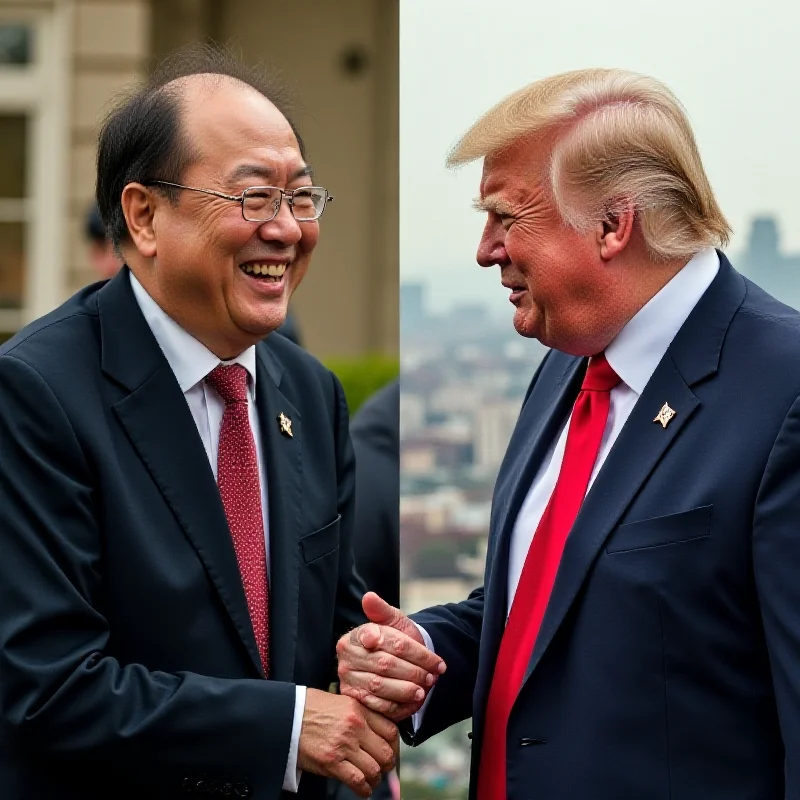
[409,254,800,799]
[0,268,366,799]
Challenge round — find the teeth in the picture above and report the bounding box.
[241,262,288,278]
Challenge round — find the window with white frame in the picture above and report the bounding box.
[0,4,67,334]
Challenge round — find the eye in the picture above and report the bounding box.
[499,214,515,230]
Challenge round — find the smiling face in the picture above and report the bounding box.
[124,76,319,358]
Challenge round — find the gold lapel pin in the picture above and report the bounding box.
[278,412,293,438]
[653,402,676,429]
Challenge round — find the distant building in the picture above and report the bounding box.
[473,398,523,471]
[736,215,800,311]
[400,282,427,334]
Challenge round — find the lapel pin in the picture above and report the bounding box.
[653,402,676,429]
[278,412,293,438]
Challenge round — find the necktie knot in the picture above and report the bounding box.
[206,364,249,404]
[581,352,620,392]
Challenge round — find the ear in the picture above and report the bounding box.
[594,200,635,262]
[120,183,159,259]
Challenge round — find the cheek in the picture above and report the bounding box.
[298,223,320,256]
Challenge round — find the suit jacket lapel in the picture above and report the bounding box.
[520,252,747,687]
[472,353,585,727]
[99,268,263,676]
[255,344,303,683]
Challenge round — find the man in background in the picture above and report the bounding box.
[85,202,123,278]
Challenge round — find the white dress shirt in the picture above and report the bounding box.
[414,247,720,725]
[130,272,304,792]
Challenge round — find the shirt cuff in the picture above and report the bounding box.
[283,685,306,792]
[411,623,436,733]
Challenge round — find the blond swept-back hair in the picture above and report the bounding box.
[448,69,731,261]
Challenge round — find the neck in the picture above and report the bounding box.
[127,261,254,361]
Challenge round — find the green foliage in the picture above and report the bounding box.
[324,353,399,415]
[399,781,467,800]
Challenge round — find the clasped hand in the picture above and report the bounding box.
[336,592,447,722]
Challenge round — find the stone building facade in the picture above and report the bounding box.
[0,0,398,357]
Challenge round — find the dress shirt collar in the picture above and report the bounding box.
[129,270,258,396]
[605,248,719,395]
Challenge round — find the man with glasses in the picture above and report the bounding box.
[0,45,396,800]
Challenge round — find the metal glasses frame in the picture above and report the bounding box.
[145,180,333,222]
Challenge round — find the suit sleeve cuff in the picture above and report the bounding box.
[411,623,436,732]
[282,685,306,792]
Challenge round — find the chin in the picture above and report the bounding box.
[512,307,543,340]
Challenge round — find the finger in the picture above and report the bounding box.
[350,622,383,651]
[347,626,445,675]
[329,761,372,799]
[346,670,427,704]
[364,708,400,760]
[346,749,384,792]
[359,713,399,772]
[350,688,423,722]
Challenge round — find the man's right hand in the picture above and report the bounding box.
[297,688,398,798]
[336,592,446,722]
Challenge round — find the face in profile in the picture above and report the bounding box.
[474,136,628,356]
[127,76,323,357]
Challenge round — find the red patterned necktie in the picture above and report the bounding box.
[205,364,270,676]
[477,353,620,800]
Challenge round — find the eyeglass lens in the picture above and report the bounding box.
[243,187,327,221]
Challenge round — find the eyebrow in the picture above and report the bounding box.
[472,194,514,216]
[226,163,314,184]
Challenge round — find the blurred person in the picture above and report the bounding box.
[338,69,800,799]
[0,45,398,799]
[276,309,304,348]
[332,379,400,800]
[350,379,400,609]
[85,201,123,278]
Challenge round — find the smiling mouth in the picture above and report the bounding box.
[239,262,288,282]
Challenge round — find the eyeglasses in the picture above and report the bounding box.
[145,180,333,222]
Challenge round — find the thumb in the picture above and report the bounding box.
[362,592,421,643]
[361,592,409,633]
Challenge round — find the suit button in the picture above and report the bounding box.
[467,731,473,739]
[234,783,252,797]
[220,783,233,796]
[519,737,546,747]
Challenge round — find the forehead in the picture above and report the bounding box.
[478,135,552,206]
[179,77,305,178]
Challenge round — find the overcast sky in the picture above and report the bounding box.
[400,0,800,313]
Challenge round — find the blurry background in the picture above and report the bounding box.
[0,0,398,399]
[399,0,800,797]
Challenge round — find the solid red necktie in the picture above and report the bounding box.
[477,353,620,800]
[206,364,270,676]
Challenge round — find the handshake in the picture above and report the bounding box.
[298,592,446,797]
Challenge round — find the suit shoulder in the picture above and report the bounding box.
[735,278,800,359]
[261,330,330,376]
[0,282,104,371]
[259,331,340,404]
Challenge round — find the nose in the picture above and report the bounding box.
[476,216,508,268]
[256,198,303,246]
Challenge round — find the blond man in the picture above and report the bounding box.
[338,69,800,799]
